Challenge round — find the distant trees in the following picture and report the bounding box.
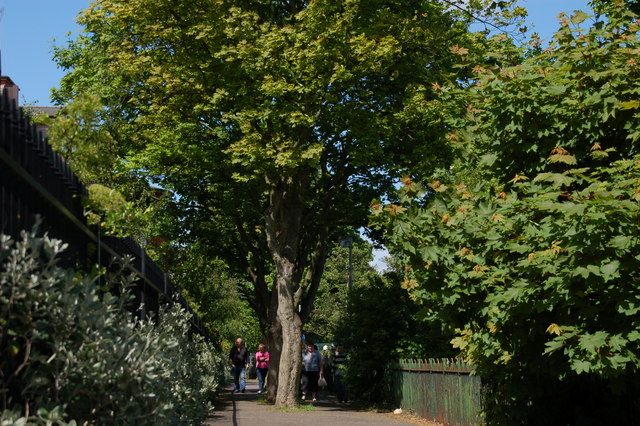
[334,267,456,406]
[303,239,377,342]
[158,243,262,355]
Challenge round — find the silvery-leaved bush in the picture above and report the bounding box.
[1,224,224,424]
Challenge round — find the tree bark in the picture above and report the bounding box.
[265,287,281,403]
[274,270,303,407]
[264,172,307,407]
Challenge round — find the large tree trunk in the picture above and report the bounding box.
[274,269,303,407]
[265,290,282,403]
[264,173,307,407]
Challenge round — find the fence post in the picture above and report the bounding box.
[139,245,146,320]
[163,273,168,296]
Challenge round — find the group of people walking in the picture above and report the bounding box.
[299,342,347,402]
[228,337,347,403]
[228,338,270,394]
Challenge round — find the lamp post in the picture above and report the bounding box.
[339,236,353,291]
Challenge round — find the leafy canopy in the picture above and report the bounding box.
[51,0,524,405]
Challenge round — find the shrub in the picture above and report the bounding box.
[374,3,640,423]
[0,225,224,424]
[334,272,455,407]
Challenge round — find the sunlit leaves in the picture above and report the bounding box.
[49,2,505,406]
[373,2,640,421]
[378,153,640,397]
[454,3,640,182]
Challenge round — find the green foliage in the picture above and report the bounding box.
[33,94,121,185]
[380,159,640,423]
[453,2,640,183]
[374,2,640,423]
[50,0,532,405]
[304,240,377,341]
[49,0,518,323]
[0,226,224,424]
[32,94,175,245]
[157,242,262,354]
[83,183,146,237]
[333,271,455,406]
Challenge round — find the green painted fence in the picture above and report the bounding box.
[392,359,483,425]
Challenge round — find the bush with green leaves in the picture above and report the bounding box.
[374,2,640,423]
[0,226,224,424]
[333,272,456,407]
[377,156,640,423]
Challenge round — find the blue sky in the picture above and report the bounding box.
[1,0,591,107]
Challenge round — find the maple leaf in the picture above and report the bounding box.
[546,323,563,336]
[430,180,448,192]
[509,174,529,183]
[451,44,469,55]
[385,204,407,216]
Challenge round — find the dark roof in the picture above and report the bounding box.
[0,75,16,85]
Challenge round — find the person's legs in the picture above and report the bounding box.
[326,369,333,391]
[255,368,262,392]
[308,371,320,400]
[256,368,265,392]
[301,370,310,399]
[263,368,268,390]
[239,367,247,392]
[335,375,346,402]
[232,366,241,392]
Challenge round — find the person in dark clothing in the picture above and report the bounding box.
[229,337,249,393]
[333,344,348,403]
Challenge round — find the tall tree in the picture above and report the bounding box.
[53,0,517,406]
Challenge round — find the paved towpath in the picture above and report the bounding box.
[205,379,436,425]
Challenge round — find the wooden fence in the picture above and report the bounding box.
[392,359,483,426]
[0,88,209,339]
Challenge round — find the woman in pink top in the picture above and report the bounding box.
[255,343,270,394]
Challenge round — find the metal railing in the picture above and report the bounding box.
[0,88,210,339]
[392,359,483,426]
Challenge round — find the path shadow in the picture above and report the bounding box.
[206,382,266,424]
[206,380,372,424]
